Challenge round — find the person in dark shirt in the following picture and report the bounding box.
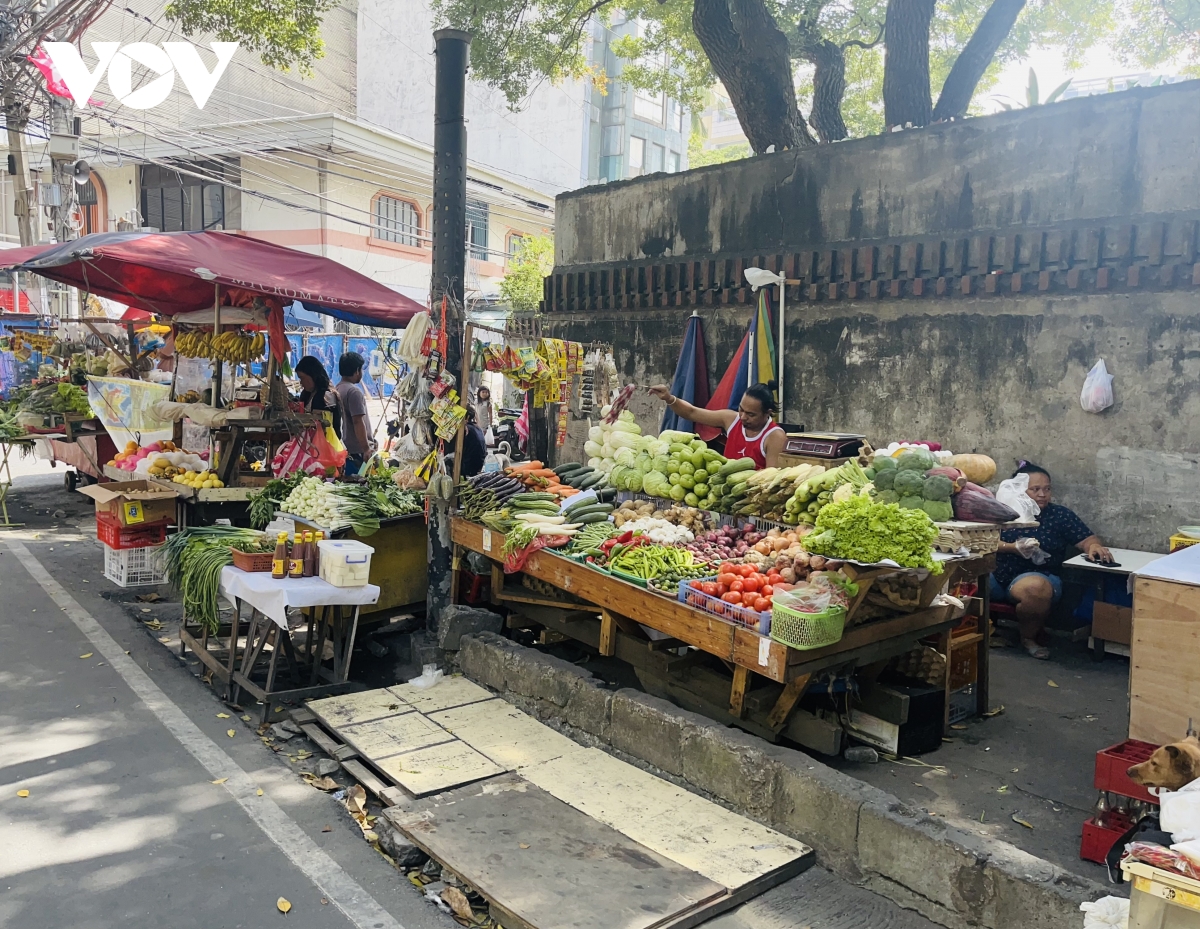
[992,462,1112,660]
[459,406,487,478]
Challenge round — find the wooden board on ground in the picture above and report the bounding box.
[428,699,585,771]
[375,740,504,797]
[522,747,813,890]
[385,774,728,929]
[309,689,409,728]
[387,675,495,713]
[338,712,451,760]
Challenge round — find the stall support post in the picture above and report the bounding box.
[777,281,785,420]
[211,283,223,408]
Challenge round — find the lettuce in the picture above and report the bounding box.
[804,494,940,573]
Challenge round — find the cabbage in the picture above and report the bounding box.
[610,420,641,435]
[599,457,615,473]
[618,410,635,423]
[614,447,636,466]
[637,455,654,474]
[610,432,639,449]
[587,457,602,469]
[587,426,604,442]
[643,470,669,496]
[584,440,602,457]
[600,404,613,418]
[648,440,670,457]
[627,471,643,492]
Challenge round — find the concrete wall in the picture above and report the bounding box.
[543,80,1200,552]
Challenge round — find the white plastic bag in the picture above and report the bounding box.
[1161,778,1200,843]
[407,663,444,690]
[1080,896,1129,929]
[996,473,1041,522]
[1081,359,1115,414]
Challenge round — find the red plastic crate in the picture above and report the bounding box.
[1081,813,1133,864]
[96,511,171,550]
[460,571,491,605]
[1095,739,1160,805]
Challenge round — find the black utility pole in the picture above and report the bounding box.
[426,28,471,640]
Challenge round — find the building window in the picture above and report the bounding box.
[675,103,685,134]
[140,161,227,232]
[373,194,421,247]
[667,151,679,173]
[507,233,528,267]
[650,143,665,173]
[466,199,489,261]
[629,136,645,176]
[633,88,665,123]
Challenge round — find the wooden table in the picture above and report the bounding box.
[0,437,39,527]
[451,517,994,740]
[1062,548,1166,660]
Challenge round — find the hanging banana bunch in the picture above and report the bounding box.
[175,328,266,363]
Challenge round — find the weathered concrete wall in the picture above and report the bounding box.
[555,80,1200,267]
[547,288,1200,552]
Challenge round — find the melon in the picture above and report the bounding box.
[948,454,997,485]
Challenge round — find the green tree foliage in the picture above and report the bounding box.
[499,235,555,312]
[164,0,339,73]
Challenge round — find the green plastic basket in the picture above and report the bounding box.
[769,604,846,650]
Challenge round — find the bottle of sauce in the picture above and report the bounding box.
[288,532,306,578]
[271,531,289,579]
[302,530,317,577]
[312,531,325,579]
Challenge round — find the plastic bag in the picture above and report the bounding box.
[272,433,325,477]
[997,473,1041,522]
[407,663,444,690]
[1161,779,1200,843]
[1079,896,1129,929]
[1124,841,1200,880]
[311,423,348,471]
[1081,358,1115,414]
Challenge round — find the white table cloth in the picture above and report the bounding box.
[219,566,380,629]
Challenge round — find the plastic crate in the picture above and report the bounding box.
[678,576,772,633]
[948,684,977,724]
[770,603,845,650]
[1081,813,1133,864]
[96,511,170,550]
[1096,739,1161,805]
[104,543,167,587]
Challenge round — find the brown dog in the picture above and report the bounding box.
[1128,737,1200,791]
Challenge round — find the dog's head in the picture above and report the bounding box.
[1128,737,1200,791]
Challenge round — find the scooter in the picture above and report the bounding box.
[494,407,525,461]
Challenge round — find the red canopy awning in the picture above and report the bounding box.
[0,231,425,328]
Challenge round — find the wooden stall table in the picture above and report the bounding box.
[451,517,994,744]
[180,565,379,721]
[1062,548,1166,660]
[0,436,40,527]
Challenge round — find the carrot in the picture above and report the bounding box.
[508,460,544,473]
[529,468,557,478]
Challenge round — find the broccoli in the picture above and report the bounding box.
[873,455,898,472]
[873,469,896,491]
[893,469,925,496]
[922,474,954,502]
[897,449,937,471]
[877,489,900,505]
[899,495,925,510]
[922,499,954,522]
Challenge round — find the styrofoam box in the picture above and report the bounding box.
[317,539,374,588]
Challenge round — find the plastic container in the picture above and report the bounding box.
[1081,814,1134,864]
[770,603,846,650]
[96,511,170,549]
[317,539,374,588]
[677,576,772,632]
[948,684,977,724]
[1095,739,1160,806]
[104,543,167,587]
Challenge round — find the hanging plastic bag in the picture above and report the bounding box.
[996,473,1041,522]
[1081,359,1115,414]
[1079,896,1130,929]
[311,424,348,471]
[273,435,324,477]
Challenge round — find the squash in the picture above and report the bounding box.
[948,454,997,485]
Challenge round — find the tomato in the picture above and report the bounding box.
[760,584,774,597]
[718,562,736,575]
[742,575,761,593]
[766,572,782,586]
[717,583,729,596]
[717,572,738,587]
[753,597,771,612]
[729,579,744,593]
[689,580,704,591]
[762,597,773,609]
[773,582,793,592]
[721,592,742,604]
[701,582,720,597]
[737,564,757,578]
[742,591,759,605]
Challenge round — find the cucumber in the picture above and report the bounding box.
[553,462,583,476]
[510,492,557,503]
[566,469,595,488]
[718,457,758,477]
[578,473,605,489]
[563,497,605,516]
[576,512,612,524]
[565,503,612,519]
[596,487,617,503]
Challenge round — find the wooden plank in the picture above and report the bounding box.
[299,722,359,761]
[523,748,812,889]
[1130,576,1200,744]
[766,674,810,730]
[341,758,390,800]
[427,699,585,771]
[387,675,495,714]
[599,608,617,657]
[385,775,727,929]
[729,665,750,718]
[375,739,505,797]
[308,688,410,728]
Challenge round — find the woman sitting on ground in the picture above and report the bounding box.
[991,462,1111,660]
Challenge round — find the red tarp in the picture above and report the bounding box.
[0,230,425,328]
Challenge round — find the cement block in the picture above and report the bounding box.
[608,689,699,776]
[504,648,593,709]
[376,814,430,869]
[457,632,512,690]
[679,723,780,821]
[437,605,503,650]
[563,679,613,740]
[983,839,1107,929]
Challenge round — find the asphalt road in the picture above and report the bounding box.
[0,472,939,929]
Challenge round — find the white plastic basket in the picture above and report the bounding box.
[104,543,167,587]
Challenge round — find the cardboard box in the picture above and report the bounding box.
[78,480,180,526]
[1092,601,1133,646]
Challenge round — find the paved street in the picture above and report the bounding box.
[0,472,938,929]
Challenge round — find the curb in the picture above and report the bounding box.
[457,632,1105,929]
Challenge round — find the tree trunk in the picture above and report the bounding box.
[932,0,1027,122]
[693,0,815,153]
[2,86,35,247]
[805,40,848,142]
[882,0,936,129]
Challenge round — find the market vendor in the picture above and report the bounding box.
[992,462,1112,660]
[295,355,342,438]
[647,382,785,469]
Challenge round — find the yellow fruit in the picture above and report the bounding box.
[212,480,224,488]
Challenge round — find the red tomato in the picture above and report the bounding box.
[689,580,704,591]
[738,564,756,578]
[766,572,782,585]
[729,579,744,593]
[717,583,729,596]
[721,592,742,604]
[718,562,736,575]
[762,597,773,609]
[701,581,720,597]
[753,596,771,612]
[760,584,774,597]
[742,591,759,605]
[773,582,793,592]
[717,572,738,587]
[742,575,761,593]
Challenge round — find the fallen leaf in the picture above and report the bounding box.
[345,784,367,816]
[142,619,163,631]
[441,887,473,920]
[997,785,1008,793]
[140,608,152,613]
[322,825,332,833]
[216,713,230,719]
[1011,768,1019,773]
[950,724,967,730]
[1047,680,1059,688]
[310,776,338,791]
[226,729,236,738]
[211,778,228,785]
[257,789,264,796]
[1011,812,1034,829]
[16,789,29,798]
[320,898,328,905]
[79,653,93,659]
[276,896,292,914]
[136,592,163,603]
[241,715,252,722]
[519,843,530,849]
[982,705,1005,718]
[275,707,283,713]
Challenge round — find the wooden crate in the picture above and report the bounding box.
[1130,575,1200,744]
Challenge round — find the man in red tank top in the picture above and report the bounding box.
[647,382,785,469]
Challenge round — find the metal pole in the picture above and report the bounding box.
[777,281,785,423]
[427,28,472,641]
[211,282,222,407]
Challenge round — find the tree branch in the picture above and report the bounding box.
[842,24,884,51]
[932,0,1027,122]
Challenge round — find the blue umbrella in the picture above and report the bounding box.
[661,311,711,434]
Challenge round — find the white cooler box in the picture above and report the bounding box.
[317,539,374,588]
